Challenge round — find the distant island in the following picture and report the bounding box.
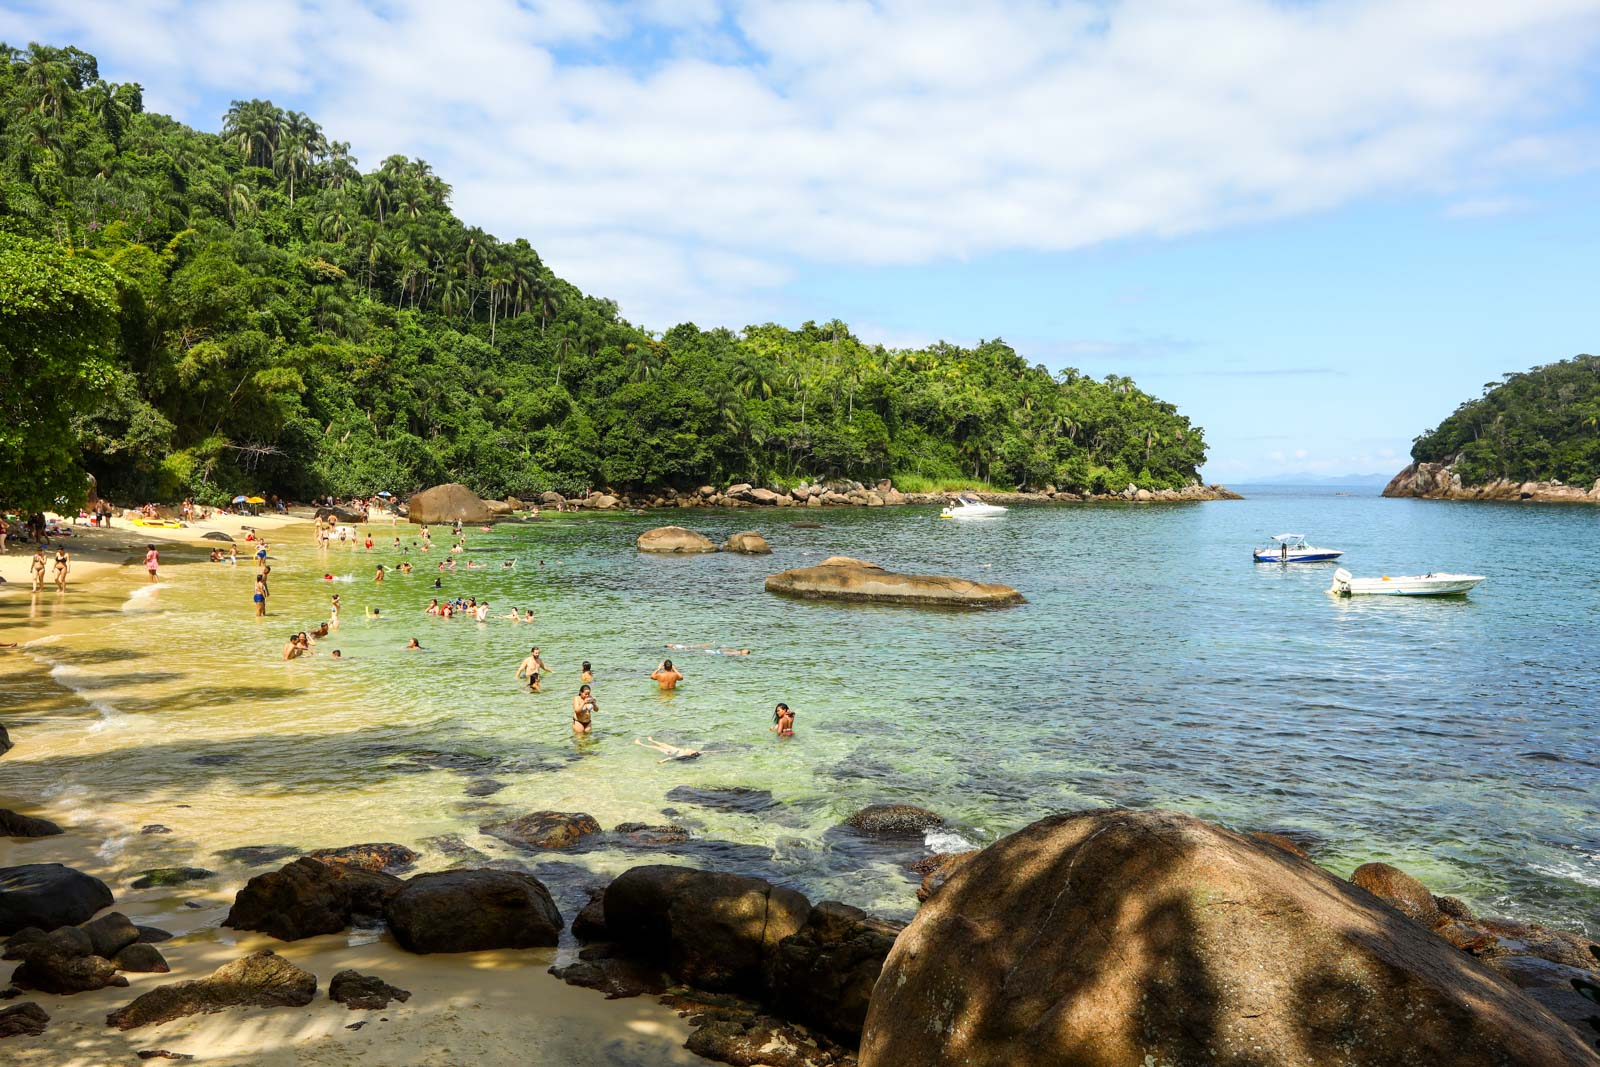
[0,42,1210,514]
[1384,354,1600,503]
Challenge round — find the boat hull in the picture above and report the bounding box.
[1253,549,1343,563]
[1331,575,1484,597]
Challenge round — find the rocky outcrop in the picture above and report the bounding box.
[0,864,114,935]
[0,810,62,838]
[7,926,128,995]
[106,950,317,1030]
[305,843,419,872]
[406,483,496,525]
[602,865,812,995]
[636,526,718,553]
[384,869,563,954]
[765,901,902,1045]
[481,811,601,851]
[1384,460,1600,504]
[843,804,944,836]
[860,808,1599,1067]
[528,480,1240,513]
[766,557,1023,608]
[0,1002,48,1038]
[721,531,772,554]
[223,858,402,941]
[328,969,411,1010]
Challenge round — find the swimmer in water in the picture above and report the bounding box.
[522,609,535,622]
[581,661,593,684]
[635,737,701,762]
[650,659,683,691]
[517,646,547,692]
[330,649,343,659]
[282,633,304,660]
[406,637,422,649]
[375,564,386,583]
[501,607,521,620]
[771,702,795,737]
[367,607,381,619]
[571,684,596,735]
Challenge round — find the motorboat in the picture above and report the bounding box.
[1253,533,1343,563]
[939,494,1008,519]
[1328,568,1485,597]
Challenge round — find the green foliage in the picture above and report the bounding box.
[0,41,1208,505]
[1411,355,1600,485]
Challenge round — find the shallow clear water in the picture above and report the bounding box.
[2,488,1596,932]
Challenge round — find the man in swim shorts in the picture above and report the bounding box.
[651,659,683,691]
[517,646,547,692]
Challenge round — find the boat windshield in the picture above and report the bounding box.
[1271,533,1307,546]
[957,494,983,505]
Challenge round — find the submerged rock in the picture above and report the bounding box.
[611,822,690,846]
[636,526,718,553]
[0,1002,48,1038]
[765,556,1024,608]
[131,867,214,890]
[305,843,418,872]
[385,869,562,954]
[328,969,411,1010]
[0,864,114,935]
[214,844,297,866]
[481,811,601,851]
[860,808,1598,1067]
[844,803,944,836]
[0,810,63,838]
[106,950,317,1030]
[663,785,776,813]
[223,858,402,941]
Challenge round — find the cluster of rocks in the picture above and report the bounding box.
[765,556,1024,608]
[1384,460,1600,503]
[636,526,771,554]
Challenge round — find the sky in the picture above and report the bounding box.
[4,0,1600,481]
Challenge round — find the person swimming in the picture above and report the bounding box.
[771,702,795,737]
[635,736,701,762]
[581,661,593,683]
[572,685,596,735]
[406,637,423,650]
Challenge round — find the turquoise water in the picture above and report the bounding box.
[4,487,1597,933]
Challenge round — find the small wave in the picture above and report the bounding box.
[20,634,62,647]
[96,834,131,862]
[1530,857,1600,890]
[121,584,161,611]
[925,828,978,853]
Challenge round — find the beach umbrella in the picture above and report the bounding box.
[246,496,266,504]
[232,495,248,504]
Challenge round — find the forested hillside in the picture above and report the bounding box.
[0,43,1208,511]
[1410,355,1600,485]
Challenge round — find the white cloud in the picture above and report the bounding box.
[9,0,1600,325]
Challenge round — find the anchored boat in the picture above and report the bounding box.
[940,494,1008,519]
[1328,568,1485,597]
[1253,533,1343,563]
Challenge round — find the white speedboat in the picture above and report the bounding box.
[1253,533,1343,563]
[1328,568,1485,597]
[939,494,1008,519]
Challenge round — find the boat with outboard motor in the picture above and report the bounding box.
[1328,567,1485,597]
[1253,533,1343,563]
[939,494,1008,519]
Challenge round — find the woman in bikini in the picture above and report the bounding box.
[52,548,69,591]
[572,685,596,735]
[771,702,795,737]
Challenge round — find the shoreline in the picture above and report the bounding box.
[1383,462,1600,504]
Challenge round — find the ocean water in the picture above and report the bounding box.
[1,487,1596,932]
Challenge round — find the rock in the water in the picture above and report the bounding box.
[571,888,609,942]
[1350,861,1442,927]
[603,865,811,995]
[721,531,772,554]
[0,864,114,935]
[463,778,506,797]
[305,843,418,872]
[0,724,10,757]
[113,943,170,974]
[844,803,944,836]
[328,969,411,1010]
[131,867,214,889]
[612,822,691,846]
[860,808,1597,1067]
[215,844,298,866]
[766,900,902,1045]
[223,857,403,941]
[384,869,563,954]
[663,785,776,813]
[106,950,317,1030]
[80,912,141,958]
[765,556,1023,608]
[140,824,172,835]
[135,1050,192,1060]
[636,526,718,553]
[481,811,601,851]
[0,810,62,838]
[0,1001,48,1038]
[407,483,496,525]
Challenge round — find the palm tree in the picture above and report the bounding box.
[223,179,256,224]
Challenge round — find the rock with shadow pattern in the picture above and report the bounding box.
[106,950,316,1030]
[0,810,62,838]
[0,1001,48,1038]
[0,864,114,935]
[1350,861,1441,927]
[860,808,1600,1067]
[765,900,903,1045]
[480,811,601,851]
[328,968,411,1010]
[765,556,1023,608]
[305,843,418,872]
[223,858,402,941]
[384,869,562,954]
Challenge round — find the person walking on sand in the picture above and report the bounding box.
[517,646,547,692]
[254,572,268,617]
[572,684,596,735]
[29,548,46,592]
[52,548,69,591]
[144,543,160,582]
[650,659,683,691]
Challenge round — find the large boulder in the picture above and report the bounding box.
[603,865,812,995]
[637,526,718,554]
[483,498,515,516]
[223,857,402,941]
[0,864,114,935]
[0,810,62,838]
[384,869,563,954]
[407,483,495,525]
[722,531,772,554]
[481,811,602,851]
[860,809,1598,1067]
[80,912,140,959]
[766,900,903,1045]
[106,950,317,1030]
[765,557,1023,608]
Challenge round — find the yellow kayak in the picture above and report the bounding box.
[130,518,184,528]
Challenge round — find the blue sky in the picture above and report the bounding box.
[5,0,1599,480]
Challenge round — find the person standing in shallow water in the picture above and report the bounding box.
[144,543,160,582]
[651,659,683,691]
[771,702,795,737]
[254,572,268,617]
[572,684,596,735]
[29,549,46,593]
[517,646,547,692]
[52,548,69,591]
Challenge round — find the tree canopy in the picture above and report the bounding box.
[0,41,1208,507]
[1410,355,1600,486]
